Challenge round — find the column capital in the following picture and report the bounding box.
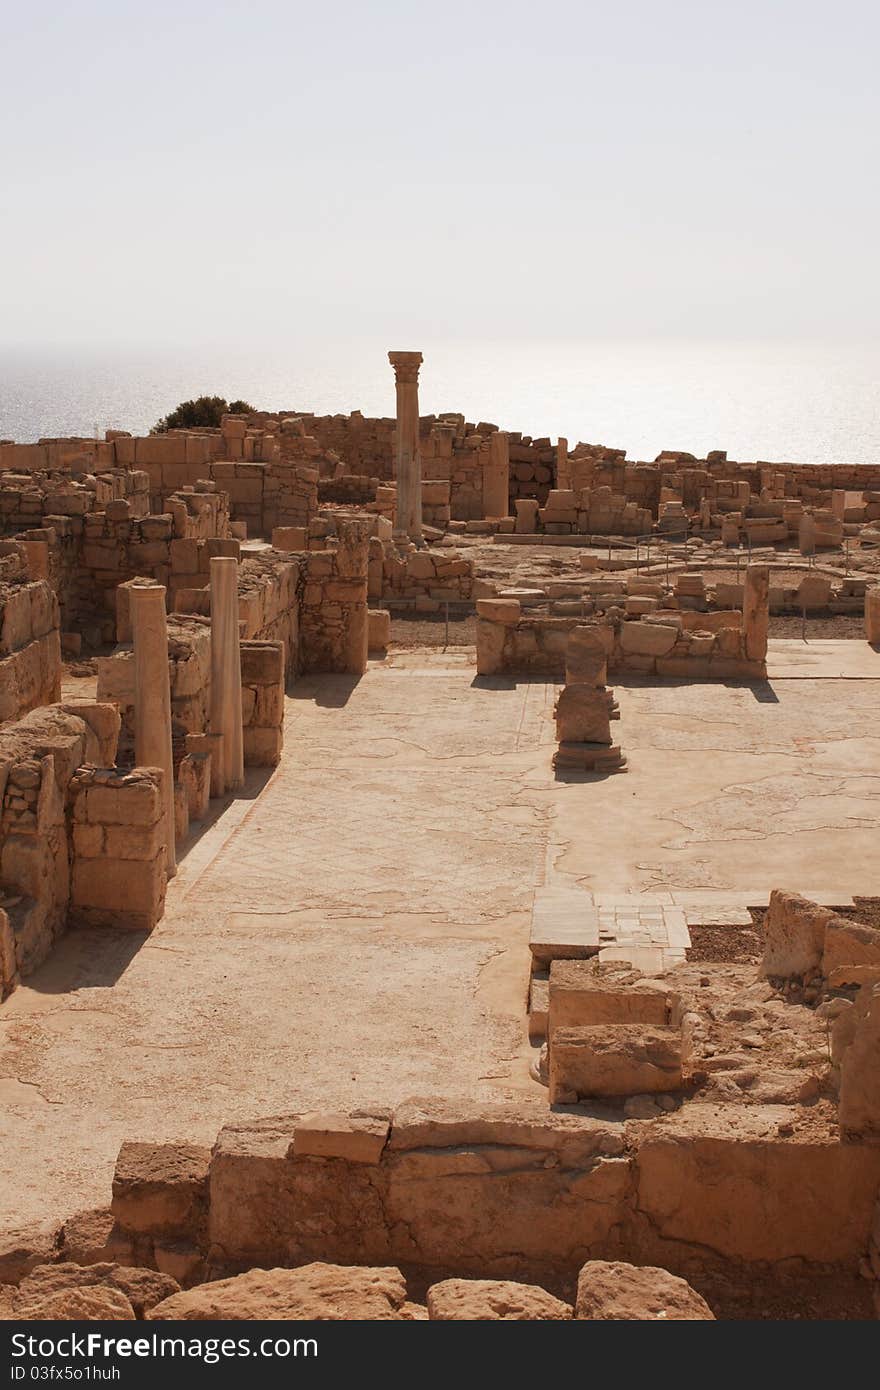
[388,350,423,384]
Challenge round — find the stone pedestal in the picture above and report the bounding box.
[210,556,244,795]
[515,498,539,534]
[553,627,625,773]
[388,351,424,543]
[130,584,176,877]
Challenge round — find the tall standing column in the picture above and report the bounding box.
[388,350,424,542]
[210,556,245,795]
[131,584,176,878]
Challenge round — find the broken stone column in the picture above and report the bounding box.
[388,351,424,542]
[556,438,570,490]
[743,565,770,665]
[799,511,816,555]
[554,626,625,772]
[210,556,244,796]
[130,584,176,877]
[565,625,608,686]
[831,488,847,520]
[483,430,510,519]
[866,587,880,646]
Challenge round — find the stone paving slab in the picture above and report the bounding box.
[529,888,600,962]
[767,639,880,679]
[584,887,862,925]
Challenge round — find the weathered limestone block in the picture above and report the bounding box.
[475,597,521,625]
[290,1110,391,1165]
[721,514,741,546]
[575,1261,714,1320]
[554,684,616,744]
[761,889,833,979]
[69,768,168,932]
[148,1263,408,1321]
[207,1104,629,1274]
[272,525,307,551]
[13,1262,179,1320]
[476,617,507,675]
[15,1286,135,1320]
[565,625,607,685]
[620,620,677,657]
[515,498,539,534]
[58,1207,135,1268]
[796,574,832,610]
[240,640,284,768]
[839,985,880,1139]
[548,961,675,1032]
[57,701,121,766]
[367,608,391,651]
[634,1103,880,1264]
[550,1025,682,1101]
[427,1279,572,1320]
[822,917,880,985]
[112,1142,210,1239]
[0,908,15,1000]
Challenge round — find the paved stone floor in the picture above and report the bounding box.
[2,643,879,1229]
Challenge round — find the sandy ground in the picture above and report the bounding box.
[2,642,880,1231]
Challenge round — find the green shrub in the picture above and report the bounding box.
[151,395,255,433]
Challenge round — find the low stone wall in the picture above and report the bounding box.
[103,562,298,764]
[96,614,214,756]
[0,438,121,474]
[508,433,566,508]
[299,521,370,675]
[240,642,285,766]
[368,539,475,609]
[476,592,767,682]
[527,486,653,537]
[105,1099,880,1290]
[0,556,61,724]
[0,702,120,997]
[247,411,513,522]
[0,466,150,535]
[69,767,168,932]
[317,474,380,506]
[102,425,317,537]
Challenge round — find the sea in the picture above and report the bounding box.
[1,337,879,467]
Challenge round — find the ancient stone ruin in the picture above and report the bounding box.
[553,625,625,773]
[1,351,880,1322]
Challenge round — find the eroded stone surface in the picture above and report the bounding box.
[576,1260,714,1320]
[148,1263,407,1321]
[427,1278,572,1320]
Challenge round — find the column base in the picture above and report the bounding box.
[553,743,627,773]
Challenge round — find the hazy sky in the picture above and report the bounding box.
[2,0,878,346]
